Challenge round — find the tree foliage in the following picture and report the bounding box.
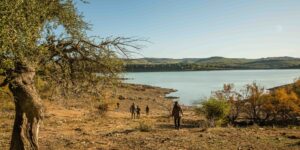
[0,0,140,149]
[266,86,300,122]
[196,80,300,126]
[195,98,230,127]
[213,84,243,124]
[0,0,139,96]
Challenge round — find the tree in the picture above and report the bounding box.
[195,98,230,127]
[0,0,139,149]
[259,80,300,124]
[213,84,244,124]
[268,88,300,122]
[241,83,267,123]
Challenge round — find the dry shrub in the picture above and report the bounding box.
[0,86,14,112]
[98,103,109,115]
[1,99,14,112]
[199,80,300,126]
[137,119,154,132]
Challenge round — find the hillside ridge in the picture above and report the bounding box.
[124,56,300,72]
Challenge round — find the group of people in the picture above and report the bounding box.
[130,103,150,119]
[129,101,183,129]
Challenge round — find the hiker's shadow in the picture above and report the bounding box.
[158,124,200,129]
[158,119,202,129]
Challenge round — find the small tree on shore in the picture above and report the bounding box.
[195,98,230,127]
[242,83,266,123]
[267,88,300,122]
[0,0,140,149]
[213,84,244,124]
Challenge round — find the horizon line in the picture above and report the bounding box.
[126,56,300,59]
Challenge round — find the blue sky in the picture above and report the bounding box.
[76,0,300,58]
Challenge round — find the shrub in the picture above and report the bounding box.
[198,81,300,126]
[98,103,109,115]
[137,119,153,132]
[243,83,266,123]
[0,85,14,112]
[1,99,14,112]
[195,98,230,127]
[213,84,243,124]
[267,88,300,122]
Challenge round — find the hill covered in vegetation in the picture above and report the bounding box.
[124,57,300,72]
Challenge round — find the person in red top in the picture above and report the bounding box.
[172,101,183,129]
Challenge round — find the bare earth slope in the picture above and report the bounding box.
[1,84,300,150]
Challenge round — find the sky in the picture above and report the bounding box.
[76,0,300,58]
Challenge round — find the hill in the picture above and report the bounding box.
[124,57,300,72]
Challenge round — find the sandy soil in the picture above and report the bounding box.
[0,84,300,150]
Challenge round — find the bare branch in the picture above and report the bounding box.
[36,35,144,97]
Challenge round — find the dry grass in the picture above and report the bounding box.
[0,84,300,150]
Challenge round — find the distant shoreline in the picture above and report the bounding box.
[123,68,300,73]
[124,57,300,72]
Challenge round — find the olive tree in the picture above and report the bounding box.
[0,0,139,149]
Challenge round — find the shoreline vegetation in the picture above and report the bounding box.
[124,57,300,72]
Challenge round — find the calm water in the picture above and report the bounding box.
[124,70,300,105]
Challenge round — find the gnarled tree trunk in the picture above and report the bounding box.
[9,66,43,150]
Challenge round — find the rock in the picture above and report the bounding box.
[199,128,207,132]
[160,138,170,143]
[118,95,126,100]
[275,137,282,141]
[280,132,287,136]
[287,135,300,139]
[75,127,82,132]
[57,121,63,125]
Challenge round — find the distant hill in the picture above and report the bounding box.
[124,57,300,72]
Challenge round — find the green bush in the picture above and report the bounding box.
[195,98,230,127]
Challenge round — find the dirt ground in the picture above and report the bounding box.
[1,84,300,150]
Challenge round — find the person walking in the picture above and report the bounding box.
[130,103,136,119]
[136,105,141,118]
[116,102,120,111]
[145,105,149,115]
[171,101,183,129]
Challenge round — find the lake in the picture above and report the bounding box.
[124,70,300,105]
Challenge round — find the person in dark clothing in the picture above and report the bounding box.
[172,101,183,129]
[136,105,141,118]
[145,105,149,115]
[130,103,136,119]
[116,102,120,111]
